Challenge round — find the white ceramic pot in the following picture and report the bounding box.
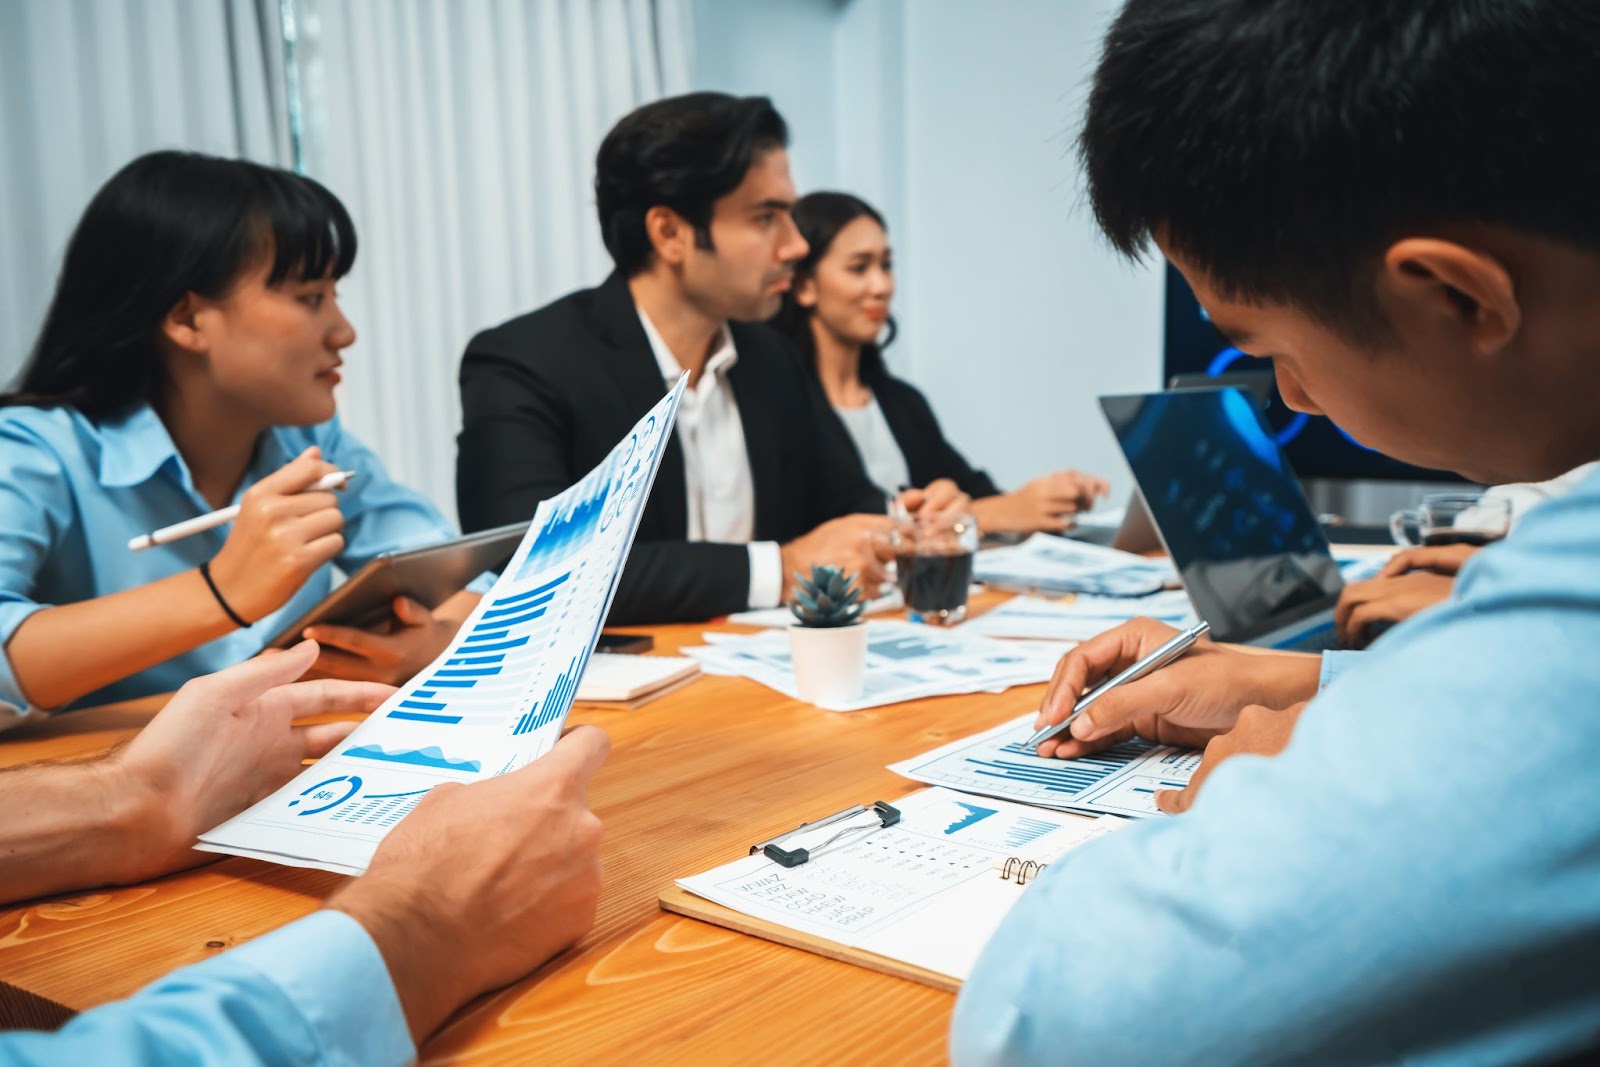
[788,622,868,706]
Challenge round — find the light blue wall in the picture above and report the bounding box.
[691,0,1163,500]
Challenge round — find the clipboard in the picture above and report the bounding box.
[660,790,1119,992]
[657,885,962,992]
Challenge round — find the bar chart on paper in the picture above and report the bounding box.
[195,376,687,875]
[384,572,572,732]
[890,713,1201,818]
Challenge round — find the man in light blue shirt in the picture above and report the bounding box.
[0,643,609,1064]
[955,1,1600,1063]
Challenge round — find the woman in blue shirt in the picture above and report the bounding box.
[769,191,1109,535]
[0,151,479,725]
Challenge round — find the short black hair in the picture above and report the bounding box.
[1080,0,1600,336]
[5,150,356,417]
[595,92,789,276]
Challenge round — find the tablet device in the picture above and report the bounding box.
[265,521,530,649]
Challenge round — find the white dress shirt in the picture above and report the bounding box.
[637,308,783,608]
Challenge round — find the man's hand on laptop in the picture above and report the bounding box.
[1032,618,1323,760]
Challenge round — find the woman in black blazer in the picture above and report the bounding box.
[771,191,1109,536]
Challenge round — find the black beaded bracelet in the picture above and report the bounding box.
[198,561,250,629]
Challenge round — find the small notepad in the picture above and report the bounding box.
[575,654,700,702]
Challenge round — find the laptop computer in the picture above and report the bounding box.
[1071,370,1275,554]
[1098,387,1345,652]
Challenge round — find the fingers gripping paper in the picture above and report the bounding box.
[197,378,686,875]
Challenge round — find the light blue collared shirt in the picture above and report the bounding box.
[953,465,1600,1065]
[0,910,414,1066]
[0,403,474,723]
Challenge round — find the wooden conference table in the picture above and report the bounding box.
[0,591,1045,1063]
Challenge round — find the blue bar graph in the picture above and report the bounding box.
[512,650,588,736]
[1005,816,1058,849]
[447,654,504,667]
[390,710,462,724]
[515,476,611,579]
[384,571,571,729]
[958,740,1157,797]
[455,636,529,654]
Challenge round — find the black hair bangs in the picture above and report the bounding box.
[249,168,358,286]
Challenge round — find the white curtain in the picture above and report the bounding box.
[290,0,694,521]
[0,0,288,386]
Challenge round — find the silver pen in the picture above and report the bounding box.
[1025,620,1211,748]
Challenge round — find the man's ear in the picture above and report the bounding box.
[159,293,210,355]
[643,205,693,268]
[1380,238,1520,358]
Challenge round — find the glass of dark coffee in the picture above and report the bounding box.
[892,512,979,625]
[1389,492,1511,549]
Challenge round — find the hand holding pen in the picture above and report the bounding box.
[182,448,353,626]
[1030,616,1326,760]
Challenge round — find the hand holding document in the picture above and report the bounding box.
[198,378,686,874]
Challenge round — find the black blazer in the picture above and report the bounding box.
[457,272,885,623]
[837,369,1003,500]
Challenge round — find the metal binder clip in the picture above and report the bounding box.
[751,801,902,868]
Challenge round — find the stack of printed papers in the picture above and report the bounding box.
[967,591,1198,642]
[975,534,1175,596]
[683,621,1068,712]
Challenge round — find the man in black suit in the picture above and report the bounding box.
[458,93,920,623]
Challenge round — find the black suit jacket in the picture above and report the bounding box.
[457,272,885,623]
[841,369,1003,500]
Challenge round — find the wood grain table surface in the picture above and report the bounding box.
[0,591,1049,1064]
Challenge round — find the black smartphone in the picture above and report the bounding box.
[595,632,653,654]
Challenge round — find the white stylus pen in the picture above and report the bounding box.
[127,470,358,552]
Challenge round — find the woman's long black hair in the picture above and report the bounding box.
[769,190,896,384]
[3,150,357,418]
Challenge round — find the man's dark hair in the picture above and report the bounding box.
[1080,0,1600,336]
[595,92,789,276]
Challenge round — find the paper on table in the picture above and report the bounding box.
[890,712,1201,819]
[975,533,1174,596]
[197,378,686,874]
[682,621,1067,711]
[676,787,1123,982]
[968,591,1198,642]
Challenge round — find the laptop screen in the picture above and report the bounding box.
[1099,387,1344,644]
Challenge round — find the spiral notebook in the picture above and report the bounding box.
[661,787,1123,990]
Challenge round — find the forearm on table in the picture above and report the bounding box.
[0,755,155,904]
[6,571,238,709]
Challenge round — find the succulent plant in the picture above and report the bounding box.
[789,565,865,628]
